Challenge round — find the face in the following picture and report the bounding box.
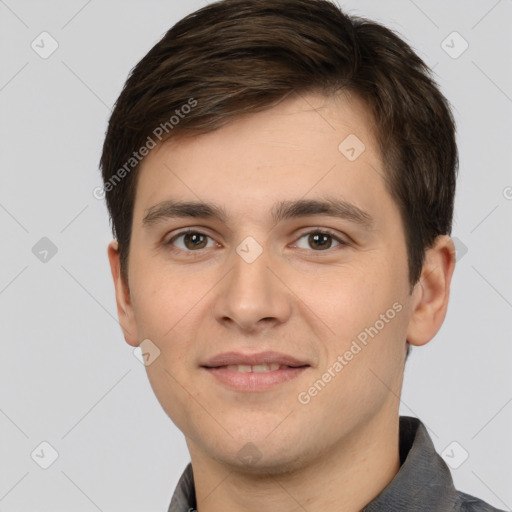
[109,91,449,475]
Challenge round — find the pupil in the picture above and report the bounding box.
[185,233,206,249]
[309,233,331,250]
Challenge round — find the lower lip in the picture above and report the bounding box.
[203,366,309,392]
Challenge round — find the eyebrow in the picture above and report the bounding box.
[142,197,374,230]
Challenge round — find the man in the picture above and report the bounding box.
[100,0,504,510]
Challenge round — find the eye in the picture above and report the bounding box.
[168,230,217,251]
[294,230,346,251]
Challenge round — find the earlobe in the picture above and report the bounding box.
[107,240,140,347]
[406,235,456,347]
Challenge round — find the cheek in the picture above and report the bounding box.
[300,258,408,378]
[298,261,391,335]
[129,262,213,392]
[132,275,205,432]
[129,256,208,340]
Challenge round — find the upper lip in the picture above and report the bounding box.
[201,351,310,368]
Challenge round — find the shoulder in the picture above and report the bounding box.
[456,490,507,512]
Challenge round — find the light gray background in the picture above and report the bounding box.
[1,1,511,511]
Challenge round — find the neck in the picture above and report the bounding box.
[187,410,401,512]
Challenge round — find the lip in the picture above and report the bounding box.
[201,350,310,368]
[200,351,311,392]
[203,366,309,392]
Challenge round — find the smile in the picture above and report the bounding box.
[203,365,309,392]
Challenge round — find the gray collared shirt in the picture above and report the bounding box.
[167,416,505,511]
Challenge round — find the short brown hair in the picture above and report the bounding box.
[100,0,458,292]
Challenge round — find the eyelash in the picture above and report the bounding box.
[165,228,349,254]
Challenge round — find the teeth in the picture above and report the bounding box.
[227,364,252,373]
[253,363,281,372]
[226,363,282,373]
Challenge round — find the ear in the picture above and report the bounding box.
[107,240,140,347]
[406,235,456,347]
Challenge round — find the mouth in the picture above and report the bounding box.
[201,363,310,392]
[200,350,311,392]
[205,363,308,372]
[201,350,309,368]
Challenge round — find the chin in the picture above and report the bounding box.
[207,435,315,477]
[219,451,310,477]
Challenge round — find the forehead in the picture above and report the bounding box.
[133,91,390,222]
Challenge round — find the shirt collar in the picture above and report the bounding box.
[168,416,459,511]
[362,415,458,511]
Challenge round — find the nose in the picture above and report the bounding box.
[211,244,293,333]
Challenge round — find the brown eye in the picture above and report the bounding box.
[169,231,215,251]
[308,233,333,250]
[183,233,208,250]
[294,230,346,251]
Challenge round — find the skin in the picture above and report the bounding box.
[108,91,456,512]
